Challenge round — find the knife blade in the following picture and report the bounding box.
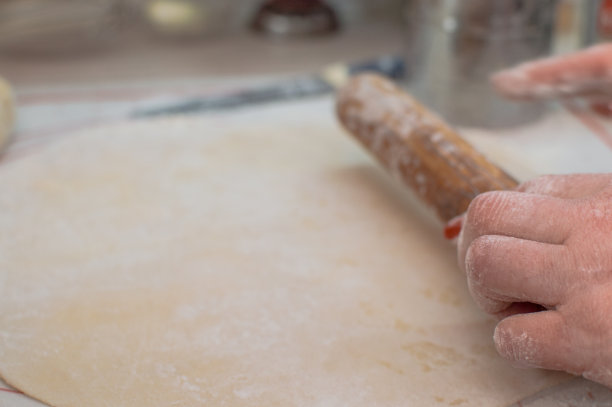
[131,55,405,118]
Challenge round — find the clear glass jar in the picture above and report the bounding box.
[404,0,557,128]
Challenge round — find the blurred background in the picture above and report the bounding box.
[0,0,407,85]
[0,0,611,136]
[0,0,606,85]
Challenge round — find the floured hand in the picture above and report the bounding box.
[457,173,612,387]
[492,44,612,115]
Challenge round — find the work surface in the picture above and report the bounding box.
[1,98,612,407]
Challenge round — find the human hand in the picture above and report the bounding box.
[492,44,612,115]
[457,173,612,386]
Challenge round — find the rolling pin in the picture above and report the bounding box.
[0,76,14,152]
[336,74,519,233]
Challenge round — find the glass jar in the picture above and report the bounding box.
[404,0,558,128]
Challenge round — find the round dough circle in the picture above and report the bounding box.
[0,114,567,406]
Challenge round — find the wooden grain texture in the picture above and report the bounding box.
[336,74,519,222]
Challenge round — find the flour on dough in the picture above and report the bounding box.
[0,113,569,407]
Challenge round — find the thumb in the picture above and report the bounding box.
[494,311,590,375]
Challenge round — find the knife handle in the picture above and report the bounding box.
[336,74,519,223]
[0,77,14,152]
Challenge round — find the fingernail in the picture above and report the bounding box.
[493,324,541,369]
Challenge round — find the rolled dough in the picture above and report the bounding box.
[0,112,568,407]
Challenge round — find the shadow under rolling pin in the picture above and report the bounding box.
[335,74,518,235]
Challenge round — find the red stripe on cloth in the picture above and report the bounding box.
[0,387,23,394]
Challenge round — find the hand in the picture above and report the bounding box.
[457,173,612,386]
[492,44,612,115]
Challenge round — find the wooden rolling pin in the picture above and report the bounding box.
[336,74,518,226]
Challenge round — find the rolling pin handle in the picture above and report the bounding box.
[336,74,519,223]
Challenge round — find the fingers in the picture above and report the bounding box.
[517,174,611,200]
[447,174,610,242]
[458,191,572,270]
[494,302,546,320]
[465,235,573,313]
[492,43,612,101]
[494,311,590,375]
